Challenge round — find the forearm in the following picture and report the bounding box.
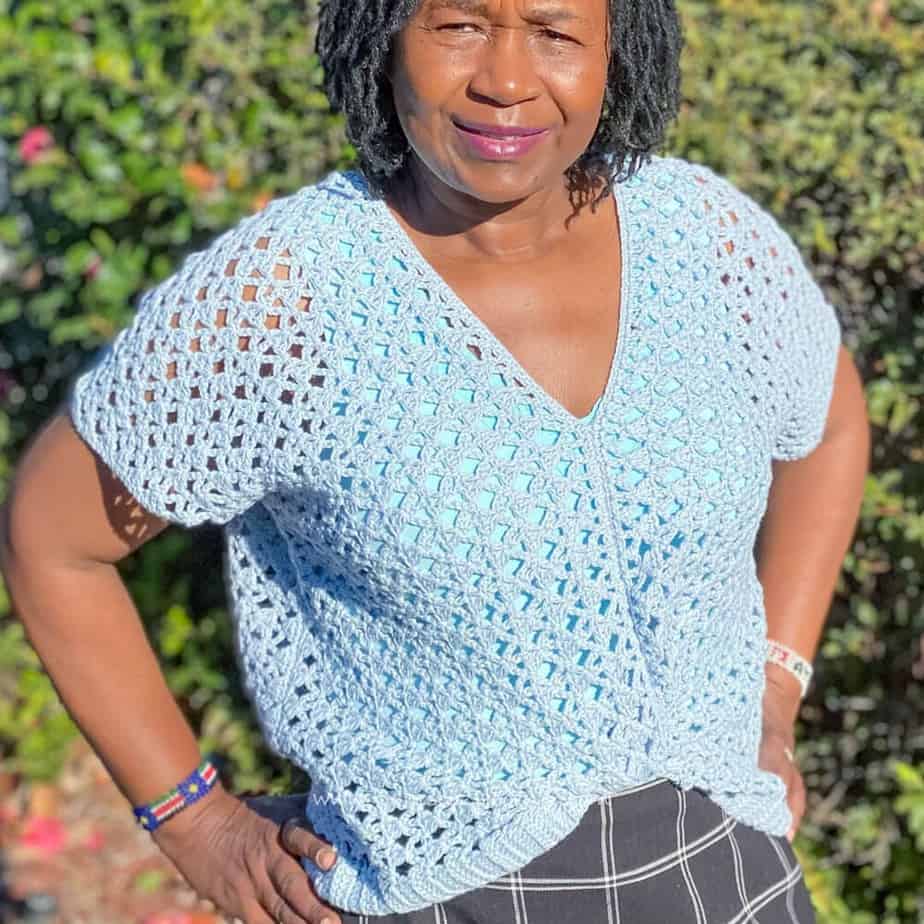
[0,541,225,829]
[756,417,870,719]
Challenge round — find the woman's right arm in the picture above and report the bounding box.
[0,405,217,823]
[0,408,341,924]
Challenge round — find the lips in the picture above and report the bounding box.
[451,117,551,161]
[452,118,548,139]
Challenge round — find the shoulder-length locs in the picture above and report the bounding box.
[316,0,684,205]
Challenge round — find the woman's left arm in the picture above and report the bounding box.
[755,344,871,837]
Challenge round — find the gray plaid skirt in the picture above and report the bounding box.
[338,778,815,924]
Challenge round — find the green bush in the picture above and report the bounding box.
[0,0,349,794]
[1,0,922,920]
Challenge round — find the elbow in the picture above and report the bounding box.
[0,492,42,599]
[0,492,58,629]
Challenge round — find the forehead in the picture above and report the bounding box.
[416,0,604,22]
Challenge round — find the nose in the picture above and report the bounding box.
[467,28,542,106]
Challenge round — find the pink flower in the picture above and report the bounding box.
[84,253,103,280]
[19,126,54,164]
[19,815,68,855]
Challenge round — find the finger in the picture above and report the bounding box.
[268,851,341,924]
[240,899,278,924]
[280,817,338,870]
[789,768,807,838]
[259,870,341,924]
[793,767,807,819]
[770,760,795,842]
[786,813,801,843]
[263,888,312,924]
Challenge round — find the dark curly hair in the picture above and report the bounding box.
[316,0,684,209]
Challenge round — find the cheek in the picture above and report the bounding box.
[391,36,465,121]
[541,48,609,117]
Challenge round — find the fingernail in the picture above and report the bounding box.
[319,848,337,867]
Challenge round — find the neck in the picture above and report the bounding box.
[387,157,605,264]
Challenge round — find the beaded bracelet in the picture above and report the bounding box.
[132,755,220,832]
[766,638,813,699]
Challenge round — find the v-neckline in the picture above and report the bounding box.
[358,166,632,431]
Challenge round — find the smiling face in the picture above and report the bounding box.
[388,0,611,206]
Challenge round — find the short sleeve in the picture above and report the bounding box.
[767,251,842,460]
[67,193,318,527]
[681,159,843,462]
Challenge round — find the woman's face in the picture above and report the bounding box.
[388,0,610,206]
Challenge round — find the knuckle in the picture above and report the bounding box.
[281,816,302,841]
[250,840,277,879]
[294,816,316,839]
[272,862,329,921]
[300,892,335,924]
[284,819,311,853]
[275,869,302,896]
[237,857,260,892]
[270,895,290,922]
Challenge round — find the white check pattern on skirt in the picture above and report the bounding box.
[338,779,816,924]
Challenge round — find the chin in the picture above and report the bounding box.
[445,161,556,205]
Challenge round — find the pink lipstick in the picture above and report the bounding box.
[452,118,550,160]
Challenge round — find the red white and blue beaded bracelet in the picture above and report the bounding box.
[132,755,220,832]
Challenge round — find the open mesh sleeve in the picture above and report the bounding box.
[67,195,320,526]
[689,161,843,462]
[765,234,842,461]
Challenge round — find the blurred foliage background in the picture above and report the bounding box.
[0,0,922,920]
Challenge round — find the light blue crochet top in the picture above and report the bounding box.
[68,154,842,915]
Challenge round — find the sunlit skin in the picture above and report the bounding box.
[380,0,625,424]
[387,0,612,261]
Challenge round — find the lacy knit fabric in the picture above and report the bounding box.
[67,154,842,915]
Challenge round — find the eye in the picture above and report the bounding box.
[438,21,481,32]
[542,28,576,42]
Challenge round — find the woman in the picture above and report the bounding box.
[0,0,870,922]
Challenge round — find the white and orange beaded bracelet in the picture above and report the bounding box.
[766,638,813,699]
